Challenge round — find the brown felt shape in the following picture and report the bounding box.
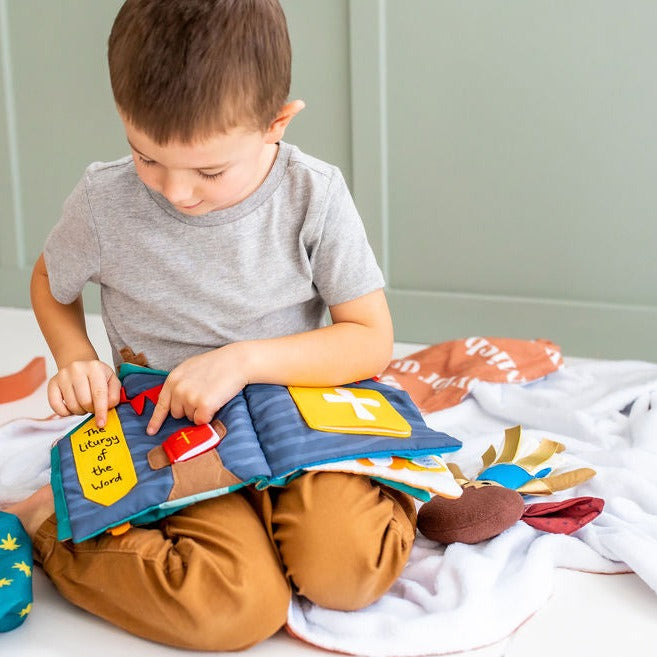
[417,485,525,545]
[147,445,170,470]
[167,450,241,501]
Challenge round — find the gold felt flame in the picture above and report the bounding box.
[448,425,596,495]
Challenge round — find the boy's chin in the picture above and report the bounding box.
[175,200,206,214]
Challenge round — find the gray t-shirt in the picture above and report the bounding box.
[44,141,384,371]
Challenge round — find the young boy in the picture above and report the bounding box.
[8,0,416,650]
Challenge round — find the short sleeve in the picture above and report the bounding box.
[308,169,384,306]
[43,173,101,304]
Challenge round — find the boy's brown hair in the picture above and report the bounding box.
[108,0,291,143]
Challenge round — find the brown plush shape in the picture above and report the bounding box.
[417,485,525,545]
[120,346,150,367]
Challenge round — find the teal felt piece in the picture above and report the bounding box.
[0,512,33,632]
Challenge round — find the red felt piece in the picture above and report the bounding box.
[163,424,222,463]
[521,496,604,534]
[120,384,164,415]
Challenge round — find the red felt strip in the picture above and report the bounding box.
[120,384,164,415]
[0,357,47,403]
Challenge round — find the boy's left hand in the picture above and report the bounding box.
[146,344,249,435]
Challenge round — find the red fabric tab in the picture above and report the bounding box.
[162,424,220,463]
[380,337,563,413]
[120,384,164,415]
[521,496,604,534]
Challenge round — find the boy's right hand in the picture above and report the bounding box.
[47,360,121,428]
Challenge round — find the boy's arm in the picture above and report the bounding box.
[147,288,393,434]
[247,287,394,384]
[31,253,120,427]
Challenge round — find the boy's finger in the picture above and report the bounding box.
[193,404,215,426]
[147,389,171,435]
[88,372,109,428]
[60,381,87,416]
[47,379,71,417]
[107,373,122,409]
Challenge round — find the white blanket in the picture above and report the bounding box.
[287,357,657,656]
[2,357,657,656]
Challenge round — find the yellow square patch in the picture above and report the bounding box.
[288,386,412,438]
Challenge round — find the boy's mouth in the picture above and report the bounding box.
[179,200,203,211]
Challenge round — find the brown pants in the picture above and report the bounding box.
[33,472,417,651]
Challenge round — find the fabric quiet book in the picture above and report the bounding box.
[51,364,463,543]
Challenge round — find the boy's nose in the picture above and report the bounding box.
[161,173,195,205]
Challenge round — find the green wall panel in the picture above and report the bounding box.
[385,1,657,308]
[350,0,657,359]
[282,0,352,183]
[0,0,21,271]
[8,0,126,269]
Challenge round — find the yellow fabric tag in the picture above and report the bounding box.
[70,408,138,506]
[288,386,412,438]
[107,522,132,536]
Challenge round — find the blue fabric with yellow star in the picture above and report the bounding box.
[0,511,33,632]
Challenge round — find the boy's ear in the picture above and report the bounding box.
[264,100,305,143]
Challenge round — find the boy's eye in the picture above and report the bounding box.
[198,170,224,181]
[138,155,156,166]
[135,152,223,180]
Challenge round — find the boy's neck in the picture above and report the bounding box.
[249,142,280,200]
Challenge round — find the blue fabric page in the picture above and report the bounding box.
[244,380,461,480]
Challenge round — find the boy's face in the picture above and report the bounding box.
[122,118,278,215]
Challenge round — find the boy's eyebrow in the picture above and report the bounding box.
[126,138,229,170]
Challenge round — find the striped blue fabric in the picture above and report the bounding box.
[245,381,460,476]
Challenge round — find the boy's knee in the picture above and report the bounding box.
[289,555,394,611]
[274,472,416,611]
[190,594,290,651]
[172,561,290,651]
